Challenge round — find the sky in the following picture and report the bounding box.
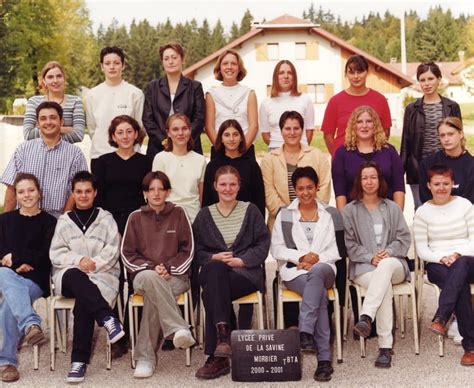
[86,0,473,31]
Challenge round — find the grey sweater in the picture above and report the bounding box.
[192,202,270,290]
[342,198,411,280]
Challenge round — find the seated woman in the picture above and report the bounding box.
[0,173,56,383]
[419,117,474,204]
[332,105,405,210]
[342,161,411,368]
[193,165,270,380]
[152,113,207,222]
[202,119,265,216]
[271,167,340,382]
[261,110,331,231]
[50,171,124,384]
[414,164,474,366]
[121,171,195,378]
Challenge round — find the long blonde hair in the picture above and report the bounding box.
[344,105,387,151]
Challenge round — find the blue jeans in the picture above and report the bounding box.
[0,268,43,367]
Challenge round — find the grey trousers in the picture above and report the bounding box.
[284,263,335,361]
[133,270,189,364]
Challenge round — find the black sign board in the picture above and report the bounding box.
[231,329,301,382]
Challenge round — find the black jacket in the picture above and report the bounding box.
[400,95,461,184]
[142,75,205,159]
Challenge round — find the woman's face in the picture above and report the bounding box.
[167,118,191,148]
[281,118,303,146]
[221,127,242,153]
[360,167,380,196]
[15,179,41,211]
[418,70,440,97]
[346,66,368,88]
[428,174,453,203]
[277,63,294,92]
[220,53,240,83]
[101,53,124,82]
[112,122,138,150]
[72,181,97,210]
[162,48,183,75]
[144,179,169,210]
[214,173,240,203]
[295,176,318,206]
[355,111,375,142]
[438,124,463,154]
[42,67,65,94]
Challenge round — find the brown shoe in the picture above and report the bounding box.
[1,365,20,383]
[214,323,232,357]
[430,318,447,337]
[461,352,474,366]
[195,356,230,379]
[24,324,46,346]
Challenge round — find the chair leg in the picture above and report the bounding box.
[106,341,111,370]
[333,291,343,363]
[129,300,136,369]
[410,290,419,355]
[50,302,56,371]
[257,293,264,330]
[33,345,39,370]
[343,281,350,341]
[355,288,365,358]
[399,295,406,338]
[184,292,191,367]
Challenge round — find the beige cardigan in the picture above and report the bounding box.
[261,145,331,231]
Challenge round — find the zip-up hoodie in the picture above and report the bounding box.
[121,202,194,279]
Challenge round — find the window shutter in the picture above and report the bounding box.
[255,43,268,61]
[324,84,334,101]
[306,42,318,60]
[298,84,308,93]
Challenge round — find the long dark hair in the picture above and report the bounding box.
[350,161,388,200]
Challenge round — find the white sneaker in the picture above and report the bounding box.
[447,320,459,338]
[133,360,155,378]
[453,333,463,346]
[173,328,195,349]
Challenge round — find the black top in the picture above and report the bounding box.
[202,152,266,217]
[0,210,57,295]
[419,150,474,204]
[68,207,99,233]
[93,152,151,217]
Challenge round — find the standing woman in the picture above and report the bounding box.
[261,111,331,231]
[152,113,206,222]
[205,49,258,158]
[260,60,314,150]
[332,105,405,210]
[92,115,151,234]
[23,61,85,143]
[193,166,270,380]
[0,173,56,383]
[202,119,265,216]
[322,55,391,156]
[343,161,411,368]
[142,43,205,160]
[401,61,462,209]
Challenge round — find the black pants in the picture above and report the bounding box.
[427,256,474,351]
[61,268,114,363]
[199,261,257,355]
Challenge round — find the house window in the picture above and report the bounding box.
[255,43,279,61]
[267,43,279,60]
[295,43,306,60]
[307,84,326,104]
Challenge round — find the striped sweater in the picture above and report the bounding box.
[414,196,474,263]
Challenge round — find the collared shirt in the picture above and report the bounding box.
[2,137,88,218]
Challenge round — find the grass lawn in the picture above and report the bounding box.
[461,102,474,126]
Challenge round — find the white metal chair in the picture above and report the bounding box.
[128,288,196,368]
[275,276,343,363]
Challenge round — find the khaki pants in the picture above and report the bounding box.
[354,257,405,348]
[133,270,189,364]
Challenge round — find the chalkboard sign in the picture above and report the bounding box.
[231,329,301,382]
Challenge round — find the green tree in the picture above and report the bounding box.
[239,9,253,35]
[229,22,240,41]
[211,19,226,52]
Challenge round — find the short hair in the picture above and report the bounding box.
[108,115,143,148]
[41,61,65,91]
[344,105,387,151]
[36,101,63,120]
[416,61,442,80]
[213,49,247,82]
[164,113,194,152]
[214,165,241,184]
[438,116,465,150]
[100,46,125,64]
[427,164,454,183]
[350,161,388,200]
[13,173,41,193]
[279,111,304,131]
[72,171,97,191]
[142,171,171,191]
[159,42,185,60]
[270,60,301,98]
[345,55,369,74]
[291,166,319,188]
[214,119,247,155]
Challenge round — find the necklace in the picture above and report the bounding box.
[47,93,64,105]
[74,208,96,231]
[216,202,238,218]
[300,208,319,222]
